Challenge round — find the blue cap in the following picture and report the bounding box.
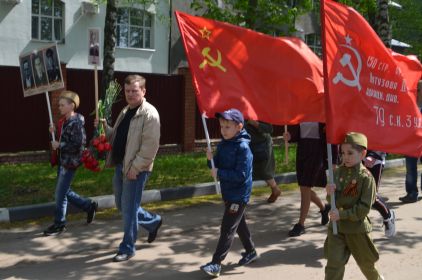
[215,108,244,124]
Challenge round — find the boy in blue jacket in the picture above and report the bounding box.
[200,109,258,277]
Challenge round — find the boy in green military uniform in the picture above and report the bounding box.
[324,132,384,280]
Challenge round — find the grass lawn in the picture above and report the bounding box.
[0,144,404,208]
[0,144,297,208]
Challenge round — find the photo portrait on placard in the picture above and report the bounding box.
[88,28,100,65]
[20,55,35,92]
[20,45,65,97]
[44,46,62,84]
[31,52,49,88]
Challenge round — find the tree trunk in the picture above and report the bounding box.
[245,0,258,29]
[101,0,118,98]
[376,0,391,48]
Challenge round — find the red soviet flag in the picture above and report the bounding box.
[321,0,422,157]
[175,11,325,125]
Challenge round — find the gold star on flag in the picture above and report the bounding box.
[199,26,211,39]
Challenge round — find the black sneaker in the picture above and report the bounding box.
[320,204,331,225]
[288,223,305,237]
[238,249,259,266]
[87,201,98,224]
[200,262,221,277]
[43,224,66,236]
[147,219,162,243]
[399,195,417,204]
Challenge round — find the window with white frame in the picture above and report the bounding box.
[117,7,153,49]
[305,33,322,58]
[31,0,64,42]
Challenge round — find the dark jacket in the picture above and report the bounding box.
[245,121,273,162]
[209,129,253,204]
[59,113,86,169]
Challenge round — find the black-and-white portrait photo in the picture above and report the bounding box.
[32,52,49,87]
[44,47,62,83]
[20,56,35,90]
[88,28,100,65]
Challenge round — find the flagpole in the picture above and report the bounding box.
[326,144,338,234]
[284,125,289,164]
[321,0,338,235]
[94,65,99,119]
[45,92,55,142]
[201,113,221,194]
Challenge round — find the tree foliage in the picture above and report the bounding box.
[338,0,422,59]
[337,0,377,23]
[92,0,160,97]
[390,0,422,59]
[190,0,313,36]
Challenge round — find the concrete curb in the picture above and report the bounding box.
[0,159,406,223]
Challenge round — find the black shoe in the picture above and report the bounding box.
[238,249,259,266]
[399,195,417,204]
[320,204,331,225]
[147,219,162,243]
[113,253,134,262]
[87,201,98,224]
[288,223,305,237]
[43,224,66,236]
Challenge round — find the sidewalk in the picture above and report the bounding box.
[0,159,406,223]
[1,163,421,279]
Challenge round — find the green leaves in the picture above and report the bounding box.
[190,0,313,36]
[97,80,121,135]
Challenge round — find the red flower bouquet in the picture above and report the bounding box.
[81,134,112,172]
[82,80,121,172]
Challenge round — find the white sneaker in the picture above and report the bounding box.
[383,210,396,238]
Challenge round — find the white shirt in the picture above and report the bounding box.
[300,122,320,139]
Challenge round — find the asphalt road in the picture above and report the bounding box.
[1,167,421,280]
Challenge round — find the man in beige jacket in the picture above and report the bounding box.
[99,74,162,262]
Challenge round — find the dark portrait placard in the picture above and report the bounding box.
[19,45,64,97]
[20,55,35,92]
[88,28,100,65]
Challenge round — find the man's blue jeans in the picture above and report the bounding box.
[54,166,91,226]
[405,157,422,199]
[113,164,161,255]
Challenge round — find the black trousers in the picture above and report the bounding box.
[212,202,255,264]
[368,164,391,219]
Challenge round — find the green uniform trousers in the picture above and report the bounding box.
[324,229,381,280]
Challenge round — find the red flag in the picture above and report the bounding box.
[321,0,422,157]
[175,11,325,125]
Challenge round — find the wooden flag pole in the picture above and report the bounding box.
[327,143,338,235]
[201,113,221,194]
[284,125,289,164]
[45,92,55,142]
[94,65,99,119]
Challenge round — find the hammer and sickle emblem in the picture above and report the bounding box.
[199,47,226,72]
[333,44,362,91]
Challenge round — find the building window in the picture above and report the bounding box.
[305,33,322,58]
[32,0,64,42]
[117,7,153,49]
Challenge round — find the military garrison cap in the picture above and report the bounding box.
[343,132,368,149]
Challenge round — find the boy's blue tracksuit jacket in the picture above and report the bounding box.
[209,129,253,204]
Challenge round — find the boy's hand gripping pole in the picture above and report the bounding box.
[201,113,221,194]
